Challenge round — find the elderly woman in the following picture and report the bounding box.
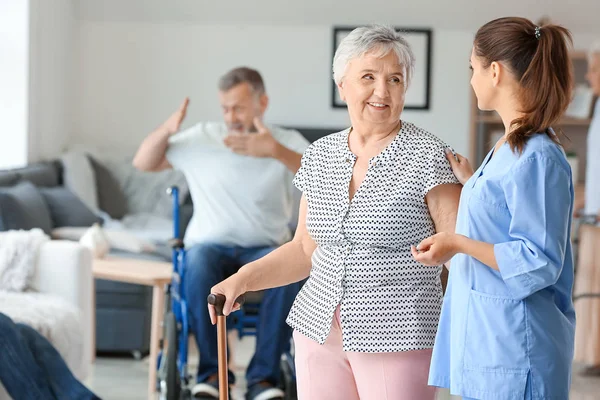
[209,25,461,400]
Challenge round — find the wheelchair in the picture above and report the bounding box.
[156,186,297,400]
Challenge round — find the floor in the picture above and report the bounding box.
[87,336,600,400]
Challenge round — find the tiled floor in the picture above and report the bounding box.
[87,336,600,400]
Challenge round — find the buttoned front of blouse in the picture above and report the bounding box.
[286,121,459,353]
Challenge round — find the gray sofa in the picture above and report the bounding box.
[0,126,338,357]
[0,160,165,356]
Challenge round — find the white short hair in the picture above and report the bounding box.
[589,40,600,61]
[332,25,415,89]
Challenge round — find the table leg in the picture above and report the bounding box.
[148,284,166,399]
[91,279,96,362]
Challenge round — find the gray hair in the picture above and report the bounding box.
[218,67,265,96]
[332,25,415,89]
[589,40,600,61]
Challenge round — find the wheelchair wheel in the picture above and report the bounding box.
[160,311,180,400]
[179,388,191,400]
[280,353,297,400]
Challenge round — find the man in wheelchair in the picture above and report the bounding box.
[133,67,309,399]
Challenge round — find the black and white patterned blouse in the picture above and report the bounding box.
[286,121,459,353]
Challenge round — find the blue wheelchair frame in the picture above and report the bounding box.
[156,186,192,398]
[169,187,191,384]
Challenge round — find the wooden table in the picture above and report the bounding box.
[93,256,172,399]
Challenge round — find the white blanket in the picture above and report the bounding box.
[0,229,49,292]
[0,291,83,370]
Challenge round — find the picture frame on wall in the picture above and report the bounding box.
[331,26,432,110]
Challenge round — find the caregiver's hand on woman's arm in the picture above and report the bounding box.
[445,148,474,185]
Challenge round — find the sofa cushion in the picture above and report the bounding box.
[60,151,99,212]
[17,162,61,187]
[88,156,128,219]
[0,162,61,188]
[0,170,18,187]
[51,226,156,254]
[89,155,189,219]
[39,187,102,228]
[0,182,53,233]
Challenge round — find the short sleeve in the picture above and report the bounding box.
[494,156,572,300]
[293,143,314,194]
[166,122,207,169]
[423,143,460,197]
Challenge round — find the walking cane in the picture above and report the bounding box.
[207,293,245,400]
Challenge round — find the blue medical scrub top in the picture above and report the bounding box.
[429,133,576,400]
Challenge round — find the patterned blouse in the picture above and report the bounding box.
[286,121,459,352]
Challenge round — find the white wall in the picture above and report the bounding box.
[0,0,30,168]
[4,2,599,165]
[28,0,76,162]
[72,20,600,160]
[76,0,600,34]
[73,22,474,156]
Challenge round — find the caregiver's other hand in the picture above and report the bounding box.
[411,232,460,266]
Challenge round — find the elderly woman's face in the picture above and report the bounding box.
[338,50,406,128]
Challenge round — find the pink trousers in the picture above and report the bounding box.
[293,308,437,400]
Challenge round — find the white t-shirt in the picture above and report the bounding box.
[585,99,600,215]
[166,122,310,248]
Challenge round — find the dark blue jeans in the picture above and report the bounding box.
[0,313,100,400]
[185,243,301,388]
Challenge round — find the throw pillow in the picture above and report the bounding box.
[0,228,49,292]
[89,155,189,219]
[88,156,128,219]
[60,151,99,212]
[38,187,103,228]
[0,182,53,234]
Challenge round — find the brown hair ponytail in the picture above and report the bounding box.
[474,17,574,153]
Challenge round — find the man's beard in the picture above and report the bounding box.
[228,122,257,133]
[228,122,245,132]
